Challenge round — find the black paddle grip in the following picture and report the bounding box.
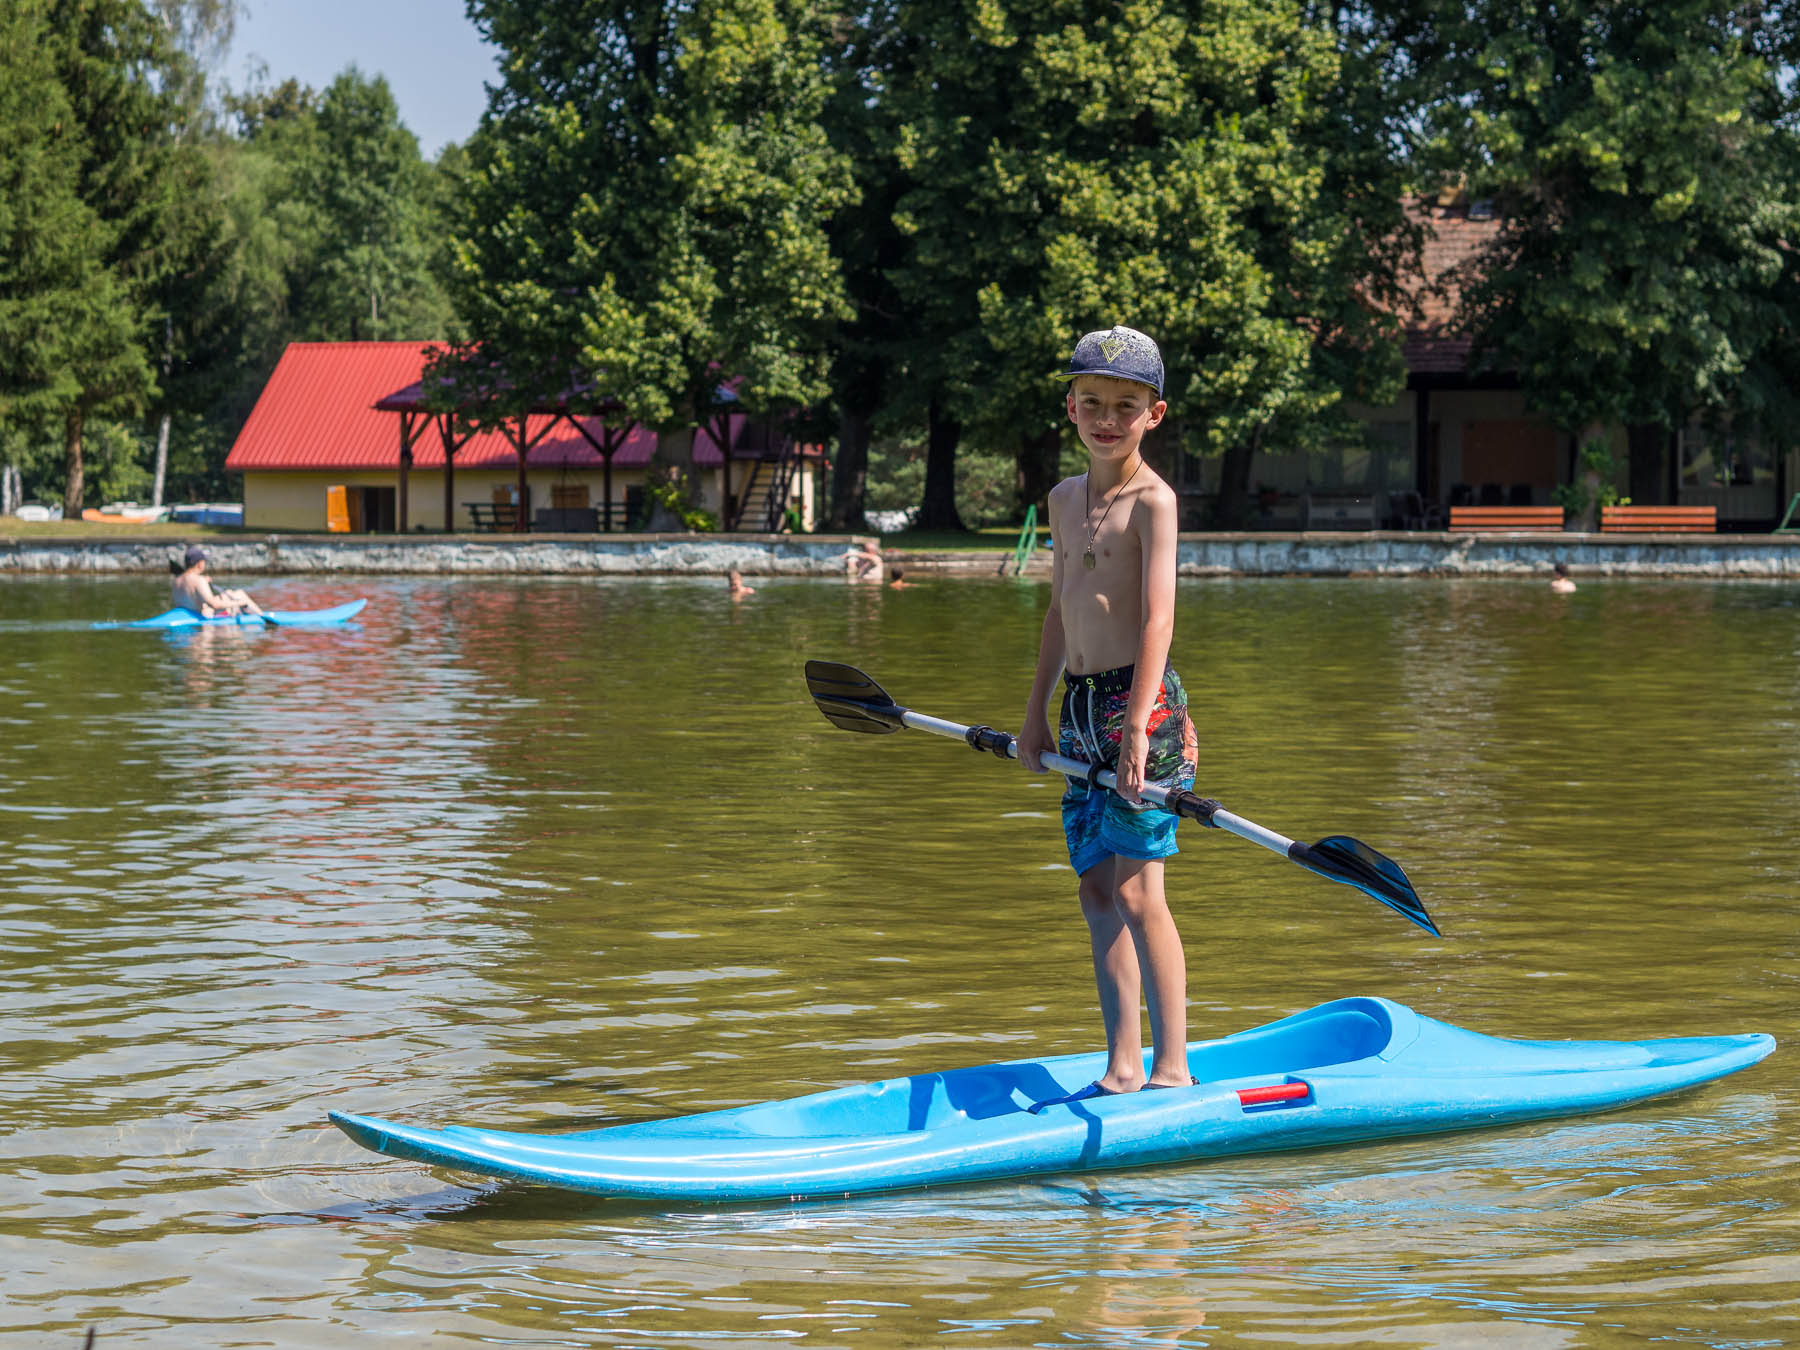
[1164,789,1223,826]
[964,725,1016,758]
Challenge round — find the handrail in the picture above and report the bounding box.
[999,504,1038,576]
[761,439,799,532]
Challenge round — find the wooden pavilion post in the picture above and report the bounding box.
[504,413,563,532]
[436,413,463,532]
[706,407,738,529]
[511,415,530,533]
[567,414,634,533]
[397,409,421,534]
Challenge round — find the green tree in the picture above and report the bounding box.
[295,69,453,342]
[877,0,1416,528]
[39,0,224,515]
[816,6,908,531]
[144,0,240,507]
[443,0,854,446]
[0,0,125,453]
[1379,0,1800,501]
[152,72,459,503]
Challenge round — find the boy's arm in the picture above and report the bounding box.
[1115,486,1179,803]
[1019,489,1068,772]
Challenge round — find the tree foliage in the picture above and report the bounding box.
[1379,0,1800,445]
[0,0,128,433]
[296,70,452,343]
[442,0,855,431]
[862,0,1415,526]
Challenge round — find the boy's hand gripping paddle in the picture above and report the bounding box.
[805,660,1440,937]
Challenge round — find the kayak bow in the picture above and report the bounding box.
[330,997,1773,1203]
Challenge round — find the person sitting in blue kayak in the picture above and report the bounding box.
[1017,325,1198,1102]
[171,545,263,618]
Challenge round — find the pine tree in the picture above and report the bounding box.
[40,0,218,514]
[0,0,128,447]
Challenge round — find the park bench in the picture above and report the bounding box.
[1448,506,1566,532]
[1599,505,1716,534]
[463,502,522,532]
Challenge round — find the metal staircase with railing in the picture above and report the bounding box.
[726,438,800,532]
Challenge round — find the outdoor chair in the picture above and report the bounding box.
[1390,490,1445,531]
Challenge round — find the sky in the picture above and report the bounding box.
[221,0,500,157]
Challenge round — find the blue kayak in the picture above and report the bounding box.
[329,996,1773,1202]
[100,599,367,630]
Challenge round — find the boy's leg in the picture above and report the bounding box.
[1112,854,1190,1086]
[1078,857,1147,1093]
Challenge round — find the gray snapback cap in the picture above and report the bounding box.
[1055,325,1164,396]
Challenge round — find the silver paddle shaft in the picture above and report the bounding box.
[896,708,1296,858]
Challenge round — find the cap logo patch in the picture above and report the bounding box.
[1099,335,1126,363]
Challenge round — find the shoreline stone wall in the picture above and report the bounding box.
[0,533,875,577]
[3,530,1798,578]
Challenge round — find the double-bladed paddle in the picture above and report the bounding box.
[805,660,1440,936]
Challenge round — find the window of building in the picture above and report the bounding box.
[1681,423,1773,488]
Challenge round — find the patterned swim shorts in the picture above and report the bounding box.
[1059,663,1198,877]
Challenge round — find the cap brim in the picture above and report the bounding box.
[1053,368,1162,394]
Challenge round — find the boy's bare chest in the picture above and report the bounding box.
[1062,508,1141,581]
[1059,526,1142,612]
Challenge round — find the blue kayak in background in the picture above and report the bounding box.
[329,996,1774,1203]
[100,599,367,630]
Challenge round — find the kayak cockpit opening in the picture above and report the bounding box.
[720,1001,1400,1138]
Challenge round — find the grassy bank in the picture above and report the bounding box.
[1,520,247,540]
[3,520,1028,549]
[878,527,1020,551]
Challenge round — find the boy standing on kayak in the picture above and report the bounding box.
[1018,325,1198,1099]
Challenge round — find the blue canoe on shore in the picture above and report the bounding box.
[99,599,368,630]
[329,996,1774,1203]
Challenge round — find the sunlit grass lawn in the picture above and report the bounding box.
[879,527,1021,550]
[1,520,250,539]
[3,520,1033,549]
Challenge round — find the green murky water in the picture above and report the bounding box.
[2,572,1797,1347]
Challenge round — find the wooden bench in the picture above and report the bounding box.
[463,502,521,532]
[1600,505,1716,533]
[1448,506,1566,532]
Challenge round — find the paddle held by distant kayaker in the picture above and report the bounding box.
[1018,325,1198,1103]
[171,545,263,618]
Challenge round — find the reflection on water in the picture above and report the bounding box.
[1,574,1795,1346]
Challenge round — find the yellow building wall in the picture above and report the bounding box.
[243,462,818,532]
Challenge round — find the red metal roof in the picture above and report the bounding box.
[226,342,778,472]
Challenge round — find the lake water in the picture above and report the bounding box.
[3,573,1797,1347]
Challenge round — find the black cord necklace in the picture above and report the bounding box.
[1082,459,1143,570]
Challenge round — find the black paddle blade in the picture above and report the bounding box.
[1290,835,1440,936]
[805,660,906,734]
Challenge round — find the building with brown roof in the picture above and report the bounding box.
[1165,196,1795,530]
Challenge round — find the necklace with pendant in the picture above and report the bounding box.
[1083,460,1143,570]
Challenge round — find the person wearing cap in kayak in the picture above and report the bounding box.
[1018,324,1198,1104]
[171,545,263,618]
